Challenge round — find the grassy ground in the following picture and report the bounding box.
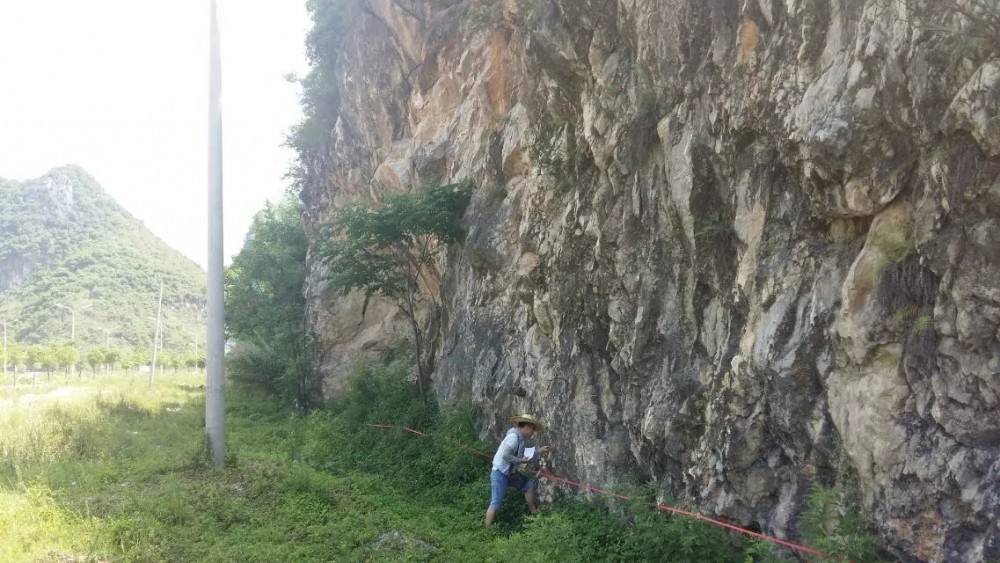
[1,365,840,562]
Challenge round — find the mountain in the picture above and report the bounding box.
[0,165,205,351]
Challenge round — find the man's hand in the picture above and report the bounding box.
[539,446,553,455]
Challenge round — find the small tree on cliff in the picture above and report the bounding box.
[319,180,472,399]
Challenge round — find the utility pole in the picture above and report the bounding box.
[1,319,14,381]
[55,303,90,342]
[55,304,89,377]
[206,0,226,467]
[149,283,163,387]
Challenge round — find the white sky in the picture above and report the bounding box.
[0,0,311,267]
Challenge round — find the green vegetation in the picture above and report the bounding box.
[1,341,203,386]
[530,121,576,195]
[799,485,884,562]
[0,166,206,354]
[920,0,1000,53]
[224,196,317,410]
[0,358,890,562]
[286,0,361,191]
[467,0,500,35]
[318,180,472,398]
[0,364,736,562]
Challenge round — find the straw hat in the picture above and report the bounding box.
[510,414,544,433]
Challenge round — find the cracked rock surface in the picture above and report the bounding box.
[297,1,1000,560]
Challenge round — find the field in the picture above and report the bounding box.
[1,365,833,562]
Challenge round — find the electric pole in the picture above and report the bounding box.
[55,303,89,377]
[206,0,226,467]
[149,283,163,387]
[1,319,14,381]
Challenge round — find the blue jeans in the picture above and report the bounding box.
[489,468,536,510]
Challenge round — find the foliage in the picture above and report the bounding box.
[85,348,104,375]
[924,0,1000,52]
[225,196,318,410]
[0,166,205,352]
[0,362,883,562]
[227,341,297,396]
[800,485,884,562]
[318,180,472,397]
[286,0,361,191]
[304,0,361,70]
[530,121,576,195]
[468,0,501,35]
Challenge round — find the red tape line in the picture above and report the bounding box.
[366,423,837,560]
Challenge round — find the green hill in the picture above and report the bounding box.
[0,166,205,353]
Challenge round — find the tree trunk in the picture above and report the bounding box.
[400,304,428,399]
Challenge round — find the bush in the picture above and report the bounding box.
[800,485,883,562]
[292,356,754,561]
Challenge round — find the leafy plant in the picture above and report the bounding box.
[318,180,472,398]
[693,212,732,242]
[225,196,318,410]
[0,361,882,562]
[913,314,934,332]
[467,0,500,35]
[530,121,576,194]
[286,0,361,192]
[800,485,883,562]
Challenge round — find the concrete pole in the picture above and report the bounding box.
[1,320,10,379]
[55,304,88,376]
[149,283,163,387]
[206,0,226,467]
[55,304,74,341]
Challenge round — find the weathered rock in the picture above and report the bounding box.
[297,1,1000,560]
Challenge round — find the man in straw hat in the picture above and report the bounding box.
[484,414,552,527]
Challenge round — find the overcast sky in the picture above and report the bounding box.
[0,0,311,267]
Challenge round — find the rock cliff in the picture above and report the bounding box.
[295,1,1000,560]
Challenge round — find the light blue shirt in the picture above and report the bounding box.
[491,427,527,474]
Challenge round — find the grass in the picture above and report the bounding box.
[0,362,878,562]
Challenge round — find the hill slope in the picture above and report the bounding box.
[0,166,205,351]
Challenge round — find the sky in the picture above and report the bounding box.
[0,0,311,267]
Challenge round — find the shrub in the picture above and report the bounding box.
[800,485,884,562]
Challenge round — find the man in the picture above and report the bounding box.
[484,413,552,527]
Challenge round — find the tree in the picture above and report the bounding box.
[225,196,316,408]
[318,180,472,398]
[26,345,44,372]
[120,350,136,372]
[125,348,148,373]
[38,345,58,381]
[182,352,198,372]
[104,348,123,373]
[86,348,104,377]
[9,344,27,374]
[160,351,183,374]
[56,345,80,377]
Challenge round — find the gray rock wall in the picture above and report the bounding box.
[298,1,1000,560]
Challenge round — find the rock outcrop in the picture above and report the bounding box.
[296,1,1000,560]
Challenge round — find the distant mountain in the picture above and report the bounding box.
[0,166,205,351]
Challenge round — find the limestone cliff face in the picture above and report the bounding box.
[297,1,1000,560]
